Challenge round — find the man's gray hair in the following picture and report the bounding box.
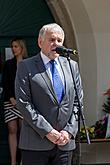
[39,23,65,38]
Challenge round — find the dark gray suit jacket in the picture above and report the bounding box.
[15,53,83,151]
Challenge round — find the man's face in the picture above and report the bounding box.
[38,30,64,59]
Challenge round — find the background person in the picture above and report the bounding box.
[2,38,28,165]
[15,23,83,165]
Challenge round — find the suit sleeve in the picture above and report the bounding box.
[63,61,83,138]
[15,61,53,138]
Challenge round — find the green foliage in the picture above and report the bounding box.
[80,115,108,140]
[80,88,110,140]
[80,126,95,140]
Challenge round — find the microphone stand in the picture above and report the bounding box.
[63,52,90,165]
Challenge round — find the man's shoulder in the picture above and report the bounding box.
[59,56,77,65]
[22,53,40,64]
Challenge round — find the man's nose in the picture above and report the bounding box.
[54,40,59,46]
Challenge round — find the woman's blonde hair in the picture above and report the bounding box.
[10,37,28,58]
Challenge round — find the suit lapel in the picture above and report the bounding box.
[34,54,73,103]
[58,57,73,98]
[34,54,58,103]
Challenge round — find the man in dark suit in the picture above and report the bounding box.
[15,23,83,165]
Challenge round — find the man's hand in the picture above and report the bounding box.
[46,129,61,144]
[10,97,16,106]
[56,130,72,146]
[46,129,72,146]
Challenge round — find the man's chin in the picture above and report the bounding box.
[47,52,59,59]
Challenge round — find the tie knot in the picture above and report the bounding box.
[49,60,56,69]
[50,60,55,65]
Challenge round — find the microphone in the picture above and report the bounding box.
[53,46,78,55]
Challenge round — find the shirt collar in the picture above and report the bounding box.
[40,51,59,65]
[40,51,50,65]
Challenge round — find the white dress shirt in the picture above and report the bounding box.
[40,51,64,86]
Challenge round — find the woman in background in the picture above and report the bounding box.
[2,38,28,165]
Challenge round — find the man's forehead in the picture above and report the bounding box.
[46,30,64,38]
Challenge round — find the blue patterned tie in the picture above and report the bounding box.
[50,60,64,103]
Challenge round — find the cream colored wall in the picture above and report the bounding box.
[65,0,110,124]
[81,0,110,120]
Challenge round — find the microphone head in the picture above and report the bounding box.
[53,46,78,55]
[55,46,66,54]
